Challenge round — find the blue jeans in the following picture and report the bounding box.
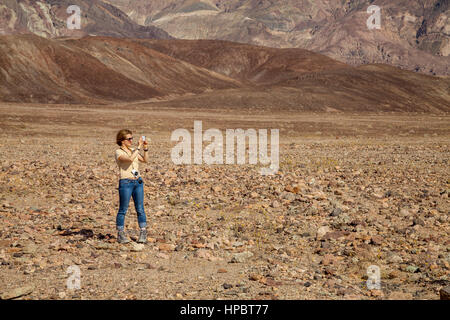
[116,178,147,230]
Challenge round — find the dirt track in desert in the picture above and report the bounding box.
[0,102,449,300]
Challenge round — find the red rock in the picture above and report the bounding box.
[323,231,349,240]
[321,254,335,266]
[249,274,266,283]
[440,286,450,300]
[370,236,383,245]
[158,243,175,252]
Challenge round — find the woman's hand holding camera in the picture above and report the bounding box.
[139,136,148,151]
[138,136,144,150]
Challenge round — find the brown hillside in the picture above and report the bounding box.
[0,34,448,113]
[0,35,240,104]
[137,39,348,85]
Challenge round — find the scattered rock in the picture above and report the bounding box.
[330,208,342,217]
[156,252,169,259]
[370,235,383,245]
[249,274,266,284]
[271,201,280,208]
[322,231,348,240]
[440,286,450,300]
[399,208,411,217]
[316,226,332,240]
[320,254,335,266]
[323,267,335,275]
[405,265,420,273]
[94,243,114,250]
[369,289,384,298]
[195,249,210,259]
[388,291,413,300]
[194,249,221,261]
[22,243,38,255]
[131,243,145,252]
[147,237,157,243]
[387,254,403,264]
[231,251,254,263]
[223,283,233,289]
[158,243,175,252]
[0,285,34,300]
[232,241,245,248]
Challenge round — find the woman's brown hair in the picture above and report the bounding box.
[116,129,132,146]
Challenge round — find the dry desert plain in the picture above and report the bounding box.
[0,102,449,300]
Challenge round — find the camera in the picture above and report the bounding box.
[131,169,139,177]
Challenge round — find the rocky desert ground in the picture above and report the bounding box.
[0,102,448,300]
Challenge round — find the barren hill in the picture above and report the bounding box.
[136,39,348,85]
[0,35,240,104]
[132,38,450,113]
[0,34,448,112]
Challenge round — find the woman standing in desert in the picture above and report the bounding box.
[114,129,149,244]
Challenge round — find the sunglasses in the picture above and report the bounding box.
[124,137,133,141]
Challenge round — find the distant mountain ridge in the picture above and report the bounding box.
[1,0,448,75]
[105,0,450,76]
[0,0,172,39]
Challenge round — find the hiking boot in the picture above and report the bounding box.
[137,228,147,243]
[117,230,131,244]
